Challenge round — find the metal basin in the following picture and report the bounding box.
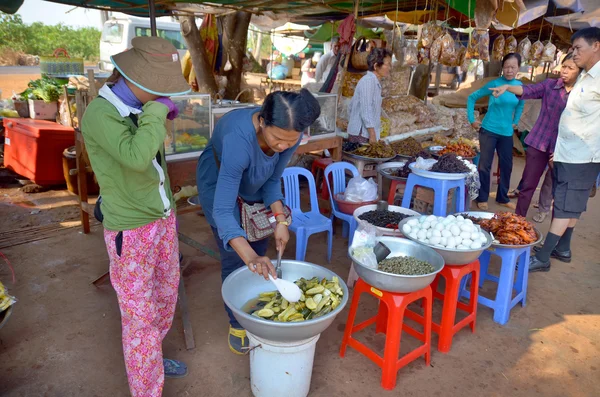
[458,211,544,248]
[398,217,493,265]
[349,236,444,293]
[377,161,408,181]
[222,260,349,342]
[353,204,420,236]
[0,306,13,330]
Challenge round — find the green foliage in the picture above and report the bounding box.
[0,12,101,61]
[18,77,65,102]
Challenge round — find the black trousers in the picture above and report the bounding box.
[477,128,514,204]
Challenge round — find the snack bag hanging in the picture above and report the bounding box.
[467,29,490,62]
[492,35,505,61]
[517,37,532,62]
[439,33,457,66]
[504,35,518,55]
[530,40,544,65]
[541,41,557,63]
[404,42,419,66]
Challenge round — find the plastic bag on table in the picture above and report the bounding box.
[414,157,437,170]
[345,176,378,202]
[541,41,557,62]
[504,35,518,55]
[350,222,383,269]
[404,42,419,66]
[517,37,532,62]
[492,35,505,61]
[530,40,544,65]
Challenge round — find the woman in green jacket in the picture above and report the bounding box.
[81,37,190,397]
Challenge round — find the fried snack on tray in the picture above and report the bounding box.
[352,141,396,158]
[439,142,477,158]
[469,212,537,246]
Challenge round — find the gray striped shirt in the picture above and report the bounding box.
[347,71,382,140]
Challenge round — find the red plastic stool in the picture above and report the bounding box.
[387,180,407,205]
[340,278,432,390]
[428,260,480,353]
[311,157,334,200]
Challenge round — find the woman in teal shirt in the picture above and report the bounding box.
[468,53,525,210]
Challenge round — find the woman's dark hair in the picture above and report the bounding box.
[562,52,576,64]
[259,89,321,133]
[367,47,392,71]
[106,69,122,84]
[502,52,522,67]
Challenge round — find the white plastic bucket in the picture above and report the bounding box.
[247,332,320,397]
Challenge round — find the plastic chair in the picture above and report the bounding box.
[311,157,334,200]
[324,162,360,245]
[428,260,480,353]
[282,167,333,262]
[340,278,432,390]
[459,247,529,325]
[401,173,466,217]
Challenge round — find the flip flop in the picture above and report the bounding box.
[477,202,488,210]
[507,189,520,199]
[163,359,188,378]
[498,201,516,210]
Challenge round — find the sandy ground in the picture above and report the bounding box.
[0,156,598,397]
[0,74,36,99]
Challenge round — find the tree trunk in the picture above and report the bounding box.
[221,11,251,99]
[179,16,218,95]
[253,31,263,60]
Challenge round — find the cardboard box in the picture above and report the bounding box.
[28,99,58,120]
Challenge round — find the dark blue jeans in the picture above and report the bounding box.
[211,227,269,329]
[477,128,513,204]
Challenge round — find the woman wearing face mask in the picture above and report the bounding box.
[490,53,582,219]
[81,37,191,396]
[347,47,392,144]
[196,89,321,354]
[468,53,525,210]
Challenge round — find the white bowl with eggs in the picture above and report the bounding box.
[397,214,492,265]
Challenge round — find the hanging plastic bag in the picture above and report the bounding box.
[504,35,518,55]
[344,176,378,202]
[404,42,419,66]
[418,44,430,65]
[385,24,405,62]
[420,21,435,48]
[467,29,490,62]
[439,33,456,66]
[530,40,544,65]
[430,35,444,64]
[541,41,557,63]
[475,0,496,29]
[492,35,505,61]
[517,37,532,62]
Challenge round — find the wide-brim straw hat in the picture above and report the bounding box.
[111,36,191,96]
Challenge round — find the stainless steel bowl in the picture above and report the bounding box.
[398,216,493,265]
[343,151,396,163]
[458,211,544,248]
[349,236,444,293]
[377,161,408,181]
[353,204,420,236]
[221,260,349,342]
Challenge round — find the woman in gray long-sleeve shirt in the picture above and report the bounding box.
[196,89,321,354]
[347,47,392,143]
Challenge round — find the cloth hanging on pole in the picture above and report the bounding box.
[200,14,219,71]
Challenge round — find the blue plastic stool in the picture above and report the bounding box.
[282,167,333,263]
[324,162,360,246]
[459,247,530,325]
[401,173,466,216]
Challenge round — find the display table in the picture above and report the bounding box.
[295,136,342,161]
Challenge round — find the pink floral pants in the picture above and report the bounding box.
[104,213,180,397]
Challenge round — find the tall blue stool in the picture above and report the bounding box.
[459,247,530,325]
[401,173,466,216]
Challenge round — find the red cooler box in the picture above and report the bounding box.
[3,118,75,185]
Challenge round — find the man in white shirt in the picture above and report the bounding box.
[530,27,600,272]
[315,38,340,83]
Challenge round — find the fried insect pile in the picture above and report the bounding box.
[474,212,537,246]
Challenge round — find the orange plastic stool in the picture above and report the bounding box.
[340,278,432,390]
[429,260,480,353]
[311,157,334,200]
[387,179,407,205]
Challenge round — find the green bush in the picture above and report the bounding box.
[0,12,101,61]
